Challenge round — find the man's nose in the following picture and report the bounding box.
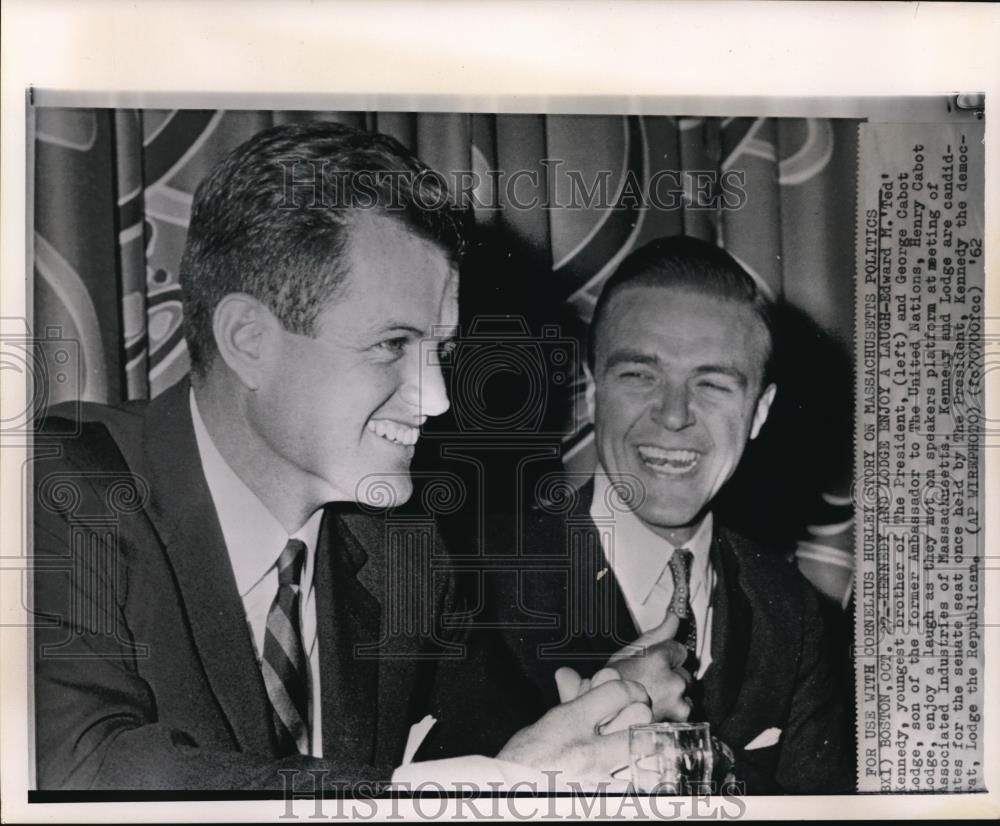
[400,345,451,418]
[651,382,694,430]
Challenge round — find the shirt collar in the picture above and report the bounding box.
[189,389,322,597]
[590,466,713,608]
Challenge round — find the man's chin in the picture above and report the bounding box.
[633,502,705,538]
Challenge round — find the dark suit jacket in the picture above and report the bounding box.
[471,480,854,794]
[32,379,519,790]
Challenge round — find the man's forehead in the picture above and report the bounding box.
[605,284,764,329]
[597,285,770,367]
[319,223,457,334]
[329,275,457,330]
[344,210,452,263]
[433,272,460,330]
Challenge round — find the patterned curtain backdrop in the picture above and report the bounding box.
[32,108,857,607]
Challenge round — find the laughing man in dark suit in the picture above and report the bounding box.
[31,122,651,791]
[482,236,853,793]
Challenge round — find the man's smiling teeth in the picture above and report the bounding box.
[367,419,419,446]
[637,445,699,472]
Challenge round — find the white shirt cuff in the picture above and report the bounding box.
[391,756,555,790]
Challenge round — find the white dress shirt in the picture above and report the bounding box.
[190,390,324,757]
[590,467,715,678]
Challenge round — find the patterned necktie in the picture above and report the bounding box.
[261,538,309,756]
[667,548,698,661]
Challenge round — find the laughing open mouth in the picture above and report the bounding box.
[636,445,700,474]
[367,419,420,447]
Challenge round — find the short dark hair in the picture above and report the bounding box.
[179,120,468,375]
[588,235,777,385]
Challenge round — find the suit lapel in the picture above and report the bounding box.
[700,527,751,727]
[534,480,755,727]
[141,380,275,755]
[566,484,750,721]
[564,481,637,660]
[315,508,381,762]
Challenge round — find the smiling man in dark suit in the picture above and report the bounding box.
[481,236,854,793]
[31,122,651,791]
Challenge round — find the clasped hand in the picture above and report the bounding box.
[557,612,694,722]
[494,612,694,784]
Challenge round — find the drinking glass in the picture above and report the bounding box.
[628,722,713,793]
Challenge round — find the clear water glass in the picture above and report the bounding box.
[629,721,714,793]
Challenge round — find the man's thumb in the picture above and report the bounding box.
[607,611,680,663]
[555,666,583,703]
[640,610,680,646]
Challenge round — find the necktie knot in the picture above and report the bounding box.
[277,538,306,588]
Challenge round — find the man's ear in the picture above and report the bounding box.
[212,293,279,390]
[749,383,777,440]
[582,361,597,423]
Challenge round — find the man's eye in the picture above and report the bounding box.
[376,337,409,355]
[698,379,734,393]
[617,368,654,383]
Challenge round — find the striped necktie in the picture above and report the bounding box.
[667,547,698,660]
[262,538,309,756]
